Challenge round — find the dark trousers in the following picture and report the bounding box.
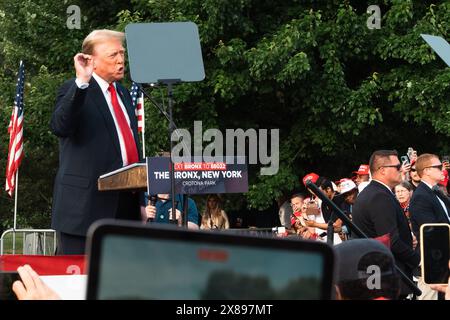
[56,232,86,255]
[56,192,141,255]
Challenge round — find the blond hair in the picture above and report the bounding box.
[81,29,125,55]
[415,153,438,178]
[201,195,230,230]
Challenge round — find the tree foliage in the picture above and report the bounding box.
[0,0,449,229]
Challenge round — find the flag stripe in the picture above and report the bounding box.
[130,82,144,133]
[5,61,25,197]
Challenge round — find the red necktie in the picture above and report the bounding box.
[108,83,139,165]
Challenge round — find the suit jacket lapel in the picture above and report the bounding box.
[88,78,122,157]
[427,185,450,223]
[374,181,412,230]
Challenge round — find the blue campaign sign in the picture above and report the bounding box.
[146,157,248,195]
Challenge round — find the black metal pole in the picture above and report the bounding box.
[306,181,422,297]
[139,85,190,155]
[167,82,176,222]
[183,194,189,227]
[326,214,334,246]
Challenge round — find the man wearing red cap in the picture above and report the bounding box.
[353,164,370,186]
[302,172,319,186]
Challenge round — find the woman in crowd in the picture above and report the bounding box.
[200,194,230,230]
[394,181,414,228]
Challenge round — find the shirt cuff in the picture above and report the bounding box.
[75,78,89,89]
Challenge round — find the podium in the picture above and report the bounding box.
[97,163,147,191]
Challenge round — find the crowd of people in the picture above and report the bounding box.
[5,148,450,301]
[277,148,450,300]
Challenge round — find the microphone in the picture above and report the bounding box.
[147,195,157,223]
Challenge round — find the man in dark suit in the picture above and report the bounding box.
[409,153,450,299]
[352,150,420,297]
[410,153,450,234]
[50,30,141,254]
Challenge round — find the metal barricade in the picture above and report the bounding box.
[223,227,279,237]
[0,229,57,255]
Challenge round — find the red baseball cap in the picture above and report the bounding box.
[353,164,370,175]
[439,169,448,187]
[302,172,319,186]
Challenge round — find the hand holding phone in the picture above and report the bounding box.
[442,156,450,170]
[306,201,320,216]
[0,271,20,300]
[420,223,450,285]
[306,207,320,215]
[400,155,410,165]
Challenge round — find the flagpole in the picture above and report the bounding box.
[141,92,146,159]
[6,60,24,255]
[12,168,19,254]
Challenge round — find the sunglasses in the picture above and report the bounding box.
[425,164,443,171]
[379,164,402,171]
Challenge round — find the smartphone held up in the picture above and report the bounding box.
[420,223,450,285]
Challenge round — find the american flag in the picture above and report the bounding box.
[5,61,25,197]
[130,82,144,133]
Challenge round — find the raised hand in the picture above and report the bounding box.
[74,53,94,83]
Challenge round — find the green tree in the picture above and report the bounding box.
[0,0,130,230]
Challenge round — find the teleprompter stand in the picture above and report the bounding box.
[125,22,205,226]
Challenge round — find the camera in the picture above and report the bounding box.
[420,223,450,285]
[306,200,320,216]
